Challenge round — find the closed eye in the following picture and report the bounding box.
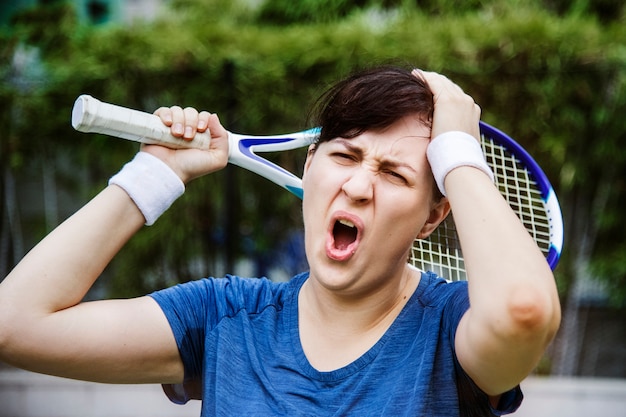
[383,169,408,184]
[326,139,363,164]
[331,152,358,163]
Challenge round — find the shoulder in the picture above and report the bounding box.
[418,271,469,308]
[412,271,470,335]
[149,272,306,318]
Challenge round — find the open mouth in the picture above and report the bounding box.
[326,215,361,261]
[333,219,358,250]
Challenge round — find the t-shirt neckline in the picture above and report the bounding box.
[287,269,431,381]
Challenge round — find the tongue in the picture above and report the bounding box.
[334,222,357,250]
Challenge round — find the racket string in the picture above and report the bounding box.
[410,134,553,281]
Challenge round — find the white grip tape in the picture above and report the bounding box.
[109,152,185,226]
[427,131,494,196]
[72,95,211,150]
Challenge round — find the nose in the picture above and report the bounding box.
[342,167,374,203]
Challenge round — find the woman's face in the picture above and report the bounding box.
[301,115,449,297]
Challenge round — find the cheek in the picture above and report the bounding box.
[383,194,431,238]
[303,158,344,198]
[301,166,329,231]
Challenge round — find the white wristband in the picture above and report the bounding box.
[109,152,185,226]
[426,131,494,197]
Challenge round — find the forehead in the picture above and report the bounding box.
[328,116,431,160]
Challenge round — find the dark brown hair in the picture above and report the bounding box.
[311,66,434,144]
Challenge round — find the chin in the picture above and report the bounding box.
[308,262,359,291]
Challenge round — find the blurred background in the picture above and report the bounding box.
[0,0,625,415]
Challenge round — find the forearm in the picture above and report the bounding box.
[448,167,560,391]
[0,185,144,316]
[415,69,560,392]
[0,111,228,380]
[447,168,557,306]
[0,186,188,382]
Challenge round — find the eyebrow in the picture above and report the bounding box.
[332,138,419,175]
[333,138,364,158]
[380,159,419,175]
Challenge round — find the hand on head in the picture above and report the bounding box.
[412,70,481,142]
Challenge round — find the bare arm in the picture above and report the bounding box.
[417,70,561,395]
[0,109,228,384]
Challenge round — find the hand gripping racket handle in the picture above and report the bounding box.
[71,95,318,198]
[71,95,211,150]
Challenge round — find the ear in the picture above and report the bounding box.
[416,197,450,240]
[302,144,317,177]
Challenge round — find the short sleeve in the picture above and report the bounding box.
[416,274,523,417]
[148,276,288,404]
[455,364,523,417]
[435,277,523,416]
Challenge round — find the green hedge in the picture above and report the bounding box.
[1,1,625,303]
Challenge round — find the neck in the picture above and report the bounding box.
[298,264,421,371]
[301,264,421,333]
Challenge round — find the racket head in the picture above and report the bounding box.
[70,96,563,277]
[410,121,563,281]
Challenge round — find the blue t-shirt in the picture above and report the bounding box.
[149,271,522,416]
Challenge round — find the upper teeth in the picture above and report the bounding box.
[339,219,355,228]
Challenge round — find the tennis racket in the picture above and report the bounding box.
[71,94,563,280]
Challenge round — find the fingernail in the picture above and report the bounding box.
[197,120,206,130]
[173,123,184,135]
[185,126,193,138]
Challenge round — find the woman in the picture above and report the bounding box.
[0,67,560,416]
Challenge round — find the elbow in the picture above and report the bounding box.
[505,287,561,345]
[0,295,25,364]
[0,305,13,362]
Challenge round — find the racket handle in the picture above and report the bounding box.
[71,95,211,150]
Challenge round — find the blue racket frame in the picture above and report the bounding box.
[228,122,563,270]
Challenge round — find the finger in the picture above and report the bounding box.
[414,70,481,140]
[182,107,199,141]
[169,106,185,137]
[415,70,476,111]
[197,111,211,133]
[417,70,465,99]
[154,107,173,127]
[411,68,425,82]
[207,113,228,140]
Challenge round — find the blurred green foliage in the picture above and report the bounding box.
[0,0,624,304]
